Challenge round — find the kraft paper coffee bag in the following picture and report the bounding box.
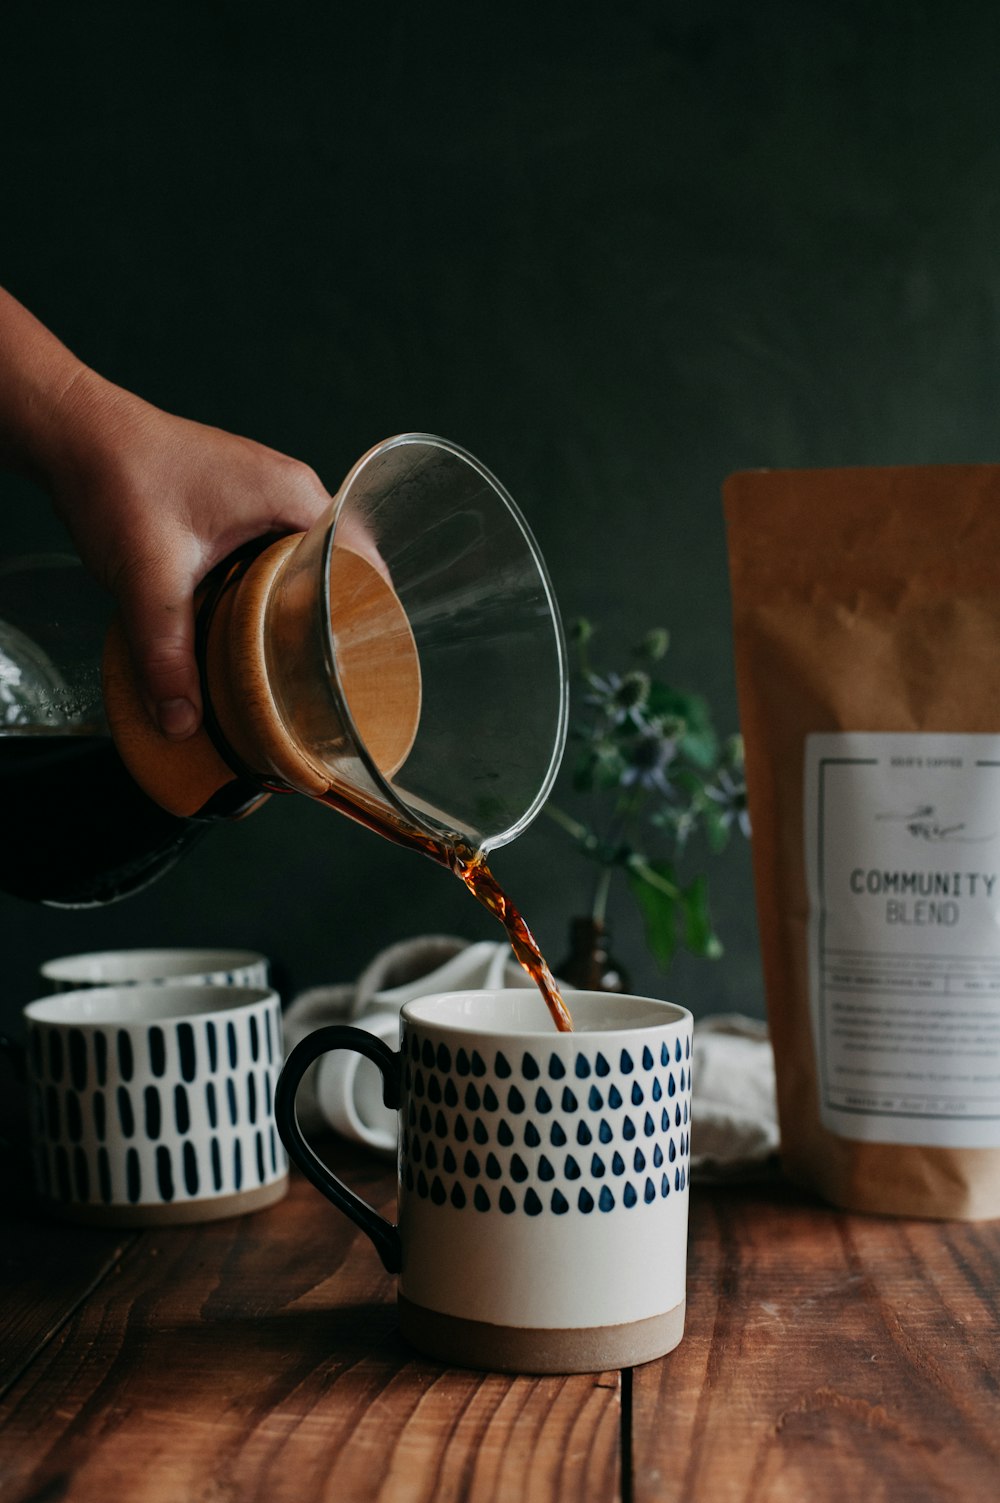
[725,465,1000,1220]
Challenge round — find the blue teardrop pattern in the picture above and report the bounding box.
[399,1024,692,1216]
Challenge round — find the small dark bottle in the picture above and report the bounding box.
[556,916,632,994]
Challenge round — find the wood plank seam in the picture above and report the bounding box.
[621,1366,633,1503]
[0,1230,141,1406]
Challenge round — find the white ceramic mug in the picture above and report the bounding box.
[277,989,693,1373]
[40,948,269,991]
[311,941,539,1155]
[24,984,288,1226]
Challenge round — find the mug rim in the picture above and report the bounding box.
[39,947,268,985]
[25,983,279,1028]
[400,988,691,1040]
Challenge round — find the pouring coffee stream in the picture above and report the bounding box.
[0,435,572,1027]
[317,783,574,1032]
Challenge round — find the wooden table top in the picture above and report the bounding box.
[1,1141,998,1502]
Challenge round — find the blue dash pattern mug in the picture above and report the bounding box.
[24,983,287,1226]
[276,989,693,1374]
[39,947,269,991]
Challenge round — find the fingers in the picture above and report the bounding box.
[108,450,330,745]
[115,560,202,740]
[191,451,331,577]
[270,455,332,532]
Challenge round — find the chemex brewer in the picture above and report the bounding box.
[0,434,571,1025]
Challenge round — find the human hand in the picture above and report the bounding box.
[47,368,331,740]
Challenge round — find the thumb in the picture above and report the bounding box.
[115,561,203,741]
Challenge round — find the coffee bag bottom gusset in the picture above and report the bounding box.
[726,465,1000,1220]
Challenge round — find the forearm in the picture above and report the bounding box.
[0,285,330,737]
[0,287,103,488]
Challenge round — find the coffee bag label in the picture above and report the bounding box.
[804,732,1000,1148]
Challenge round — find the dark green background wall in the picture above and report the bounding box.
[2,1,998,1026]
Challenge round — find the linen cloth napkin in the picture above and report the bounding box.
[283,937,779,1179]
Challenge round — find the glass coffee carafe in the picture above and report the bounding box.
[0,434,568,907]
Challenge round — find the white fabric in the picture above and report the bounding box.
[689,1014,779,1179]
[283,938,779,1178]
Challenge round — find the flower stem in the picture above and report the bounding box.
[543,803,590,844]
[627,855,682,900]
[591,865,614,925]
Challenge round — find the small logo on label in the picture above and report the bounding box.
[876,805,992,843]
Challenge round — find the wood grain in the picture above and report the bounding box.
[0,1143,621,1503]
[0,1100,140,1400]
[0,1178,135,1400]
[632,1185,1000,1503]
[7,1150,996,1503]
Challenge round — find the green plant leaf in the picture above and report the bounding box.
[646,681,689,719]
[627,859,679,971]
[572,749,595,792]
[681,875,723,959]
[573,742,627,792]
[647,685,719,768]
[702,801,732,855]
[594,748,627,790]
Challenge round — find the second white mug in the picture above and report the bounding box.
[41,948,269,992]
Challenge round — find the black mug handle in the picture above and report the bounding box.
[275,1025,403,1274]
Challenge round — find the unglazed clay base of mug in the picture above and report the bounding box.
[35,1174,288,1228]
[397,1294,685,1375]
